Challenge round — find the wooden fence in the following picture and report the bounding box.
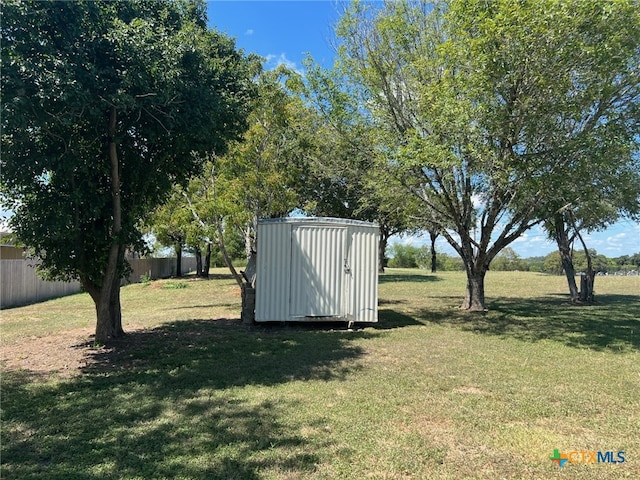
[0,257,196,309]
[125,257,197,284]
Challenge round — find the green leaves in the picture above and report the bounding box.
[332,0,640,308]
[1,0,256,285]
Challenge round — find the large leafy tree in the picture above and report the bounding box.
[173,67,308,286]
[1,0,256,342]
[221,67,305,257]
[301,59,421,272]
[335,0,640,310]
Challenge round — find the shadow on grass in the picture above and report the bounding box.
[375,308,425,329]
[378,273,441,284]
[378,299,408,306]
[2,320,379,479]
[168,303,239,310]
[416,294,640,352]
[202,272,238,281]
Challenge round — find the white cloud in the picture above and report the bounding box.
[609,232,627,241]
[245,29,254,36]
[264,53,304,75]
[391,233,422,247]
[580,232,603,248]
[603,232,627,252]
[512,233,528,243]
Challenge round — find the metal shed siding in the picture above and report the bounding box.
[255,222,292,321]
[349,225,379,322]
[254,218,379,323]
[290,225,346,317]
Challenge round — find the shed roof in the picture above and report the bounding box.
[258,217,379,228]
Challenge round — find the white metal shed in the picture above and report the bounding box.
[254,217,379,323]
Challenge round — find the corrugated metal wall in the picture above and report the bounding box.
[254,218,379,323]
[254,222,292,321]
[349,225,379,322]
[290,225,345,317]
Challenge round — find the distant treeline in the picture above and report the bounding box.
[386,244,640,275]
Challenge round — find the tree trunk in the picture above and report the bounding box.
[462,267,487,311]
[175,242,182,277]
[109,245,125,337]
[378,230,389,274]
[93,106,125,344]
[553,213,580,302]
[195,246,203,277]
[95,296,114,344]
[579,274,594,302]
[429,229,439,273]
[244,224,253,261]
[85,249,128,343]
[572,219,595,303]
[455,231,489,311]
[201,242,211,279]
[217,223,244,288]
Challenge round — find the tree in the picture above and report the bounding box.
[355,162,421,273]
[491,247,527,272]
[177,158,247,288]
[613,253,640,272]
[543,251,564,276]
[426,228,440,273]
[301,57,421,273]
[334,0,640,310]
[499,0,640,301]
[1,0,256,343]
[542,248,615,277]
[146,190,192,277]
[174,67,309,286]
[542,159,640,301]
[387,243,419,268]
[223,67,306,259]
[147,196,214,279]
[534,50,640,301]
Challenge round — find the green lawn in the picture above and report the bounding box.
[2,269,639,479]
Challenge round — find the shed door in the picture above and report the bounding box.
[290,226,347,317]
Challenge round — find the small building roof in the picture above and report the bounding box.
[258,217,379,228]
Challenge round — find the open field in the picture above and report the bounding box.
[2,269,639,479]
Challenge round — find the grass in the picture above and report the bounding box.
[0,275,240,342]
[2,269,640,479]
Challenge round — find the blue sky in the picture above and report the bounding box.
[206,1,640,259]
[207,1,341,71]
[395,221,640,260]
